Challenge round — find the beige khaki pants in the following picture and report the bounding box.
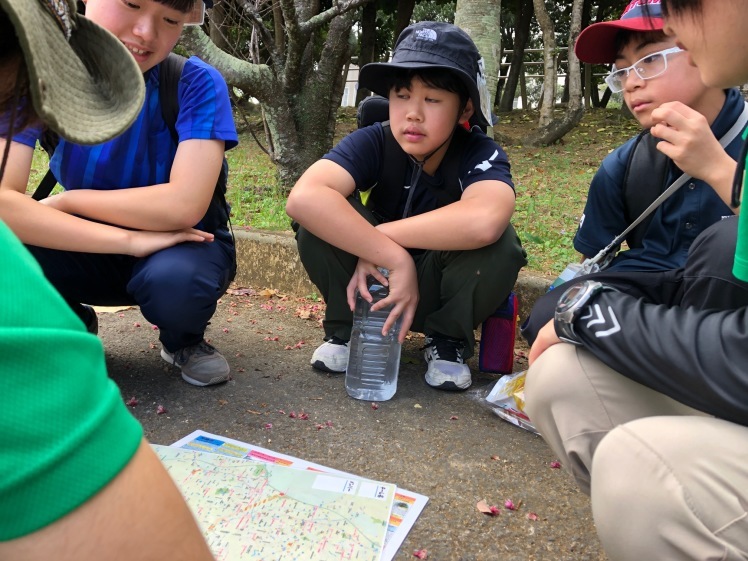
[525,343,748,561]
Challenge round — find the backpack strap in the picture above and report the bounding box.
[159,53,232,236]
[367,123,470,222]
[620,130,670,248]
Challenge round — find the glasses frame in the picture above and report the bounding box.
[605,47,685,93]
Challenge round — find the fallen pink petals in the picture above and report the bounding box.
[151,325,159,330]
[325,420,334,427]
[222,328,229,333]
[156,405,167,415]
[504,499,521,511]
[527,512,539,521]
[133,322,141,328]
[550,461,562,469]
[263,423,273,430]
[315,424,324,431]
[125,397,138,407]
[371,403,380,410]
[449,415,458,420]
[413,550,428,559]
[476,500,500,516]
[298,412,309,420]
[289,411,297,419]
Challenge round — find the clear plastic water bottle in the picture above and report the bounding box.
[345,269,402,401]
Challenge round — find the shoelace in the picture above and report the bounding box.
[173,340,216,365]
[423,337,464,363]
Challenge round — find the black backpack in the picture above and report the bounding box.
[32,53,231,235]
[619,130,672,249]
[355,95,471,222]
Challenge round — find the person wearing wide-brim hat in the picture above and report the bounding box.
[0,2,214,559]
[288,21,526,394]
[1,0,239,389]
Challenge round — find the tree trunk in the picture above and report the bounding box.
[455,0,502,133]
[524,0,585,145]
[394,0,417,40]
[355,2,377,106]
[208,0,229,52]
[180,0,373,189]
[499,0,532,113]
[532,0,556,128]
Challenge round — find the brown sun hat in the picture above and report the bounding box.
[1,0,145,144]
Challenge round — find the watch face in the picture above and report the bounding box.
[557,282,589,313]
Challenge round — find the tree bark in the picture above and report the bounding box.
[499,0,532,113]
[394,0,417,40]
[455,0,502,134]
[355,2,378,106]
[524,0,585,145]
[532,0,556,128]
[179,0,373,189]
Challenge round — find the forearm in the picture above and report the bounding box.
[52,184,208,231]
[0,190,137,254]
[377,182,515,250]
[288,187,412,270]
[575,292,748,425]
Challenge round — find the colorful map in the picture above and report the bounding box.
[154,445,395,561]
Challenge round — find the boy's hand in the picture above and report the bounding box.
[650,101,737,207]
[346,256,418,342]
[528,319,562,365]
[127,228,214,258]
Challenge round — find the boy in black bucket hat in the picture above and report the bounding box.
[287,21,526,391]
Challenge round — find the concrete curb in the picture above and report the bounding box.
[233,230,551,325]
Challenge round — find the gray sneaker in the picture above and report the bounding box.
[161,340,230,386]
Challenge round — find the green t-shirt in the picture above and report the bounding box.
[0,221,142,540]
[734,137,748,281]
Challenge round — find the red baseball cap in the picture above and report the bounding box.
[575,0,664,64]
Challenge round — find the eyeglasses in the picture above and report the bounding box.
[605,47,684,93]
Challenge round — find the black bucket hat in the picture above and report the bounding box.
[359,21,492,128]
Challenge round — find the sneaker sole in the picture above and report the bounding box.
[311,359,346,374]
[425,378,472,391]
[160,349,230,387]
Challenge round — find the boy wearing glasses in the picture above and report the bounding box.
[522,0,747,344]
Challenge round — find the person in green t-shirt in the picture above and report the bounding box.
[523,1,748,559]
[0,1,214,559]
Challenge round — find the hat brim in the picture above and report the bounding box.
[2,0,145,144]
[574,17,664,65]
[359,61,490,128]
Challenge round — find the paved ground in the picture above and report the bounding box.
[102,287,606,561]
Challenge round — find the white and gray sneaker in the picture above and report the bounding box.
[423,335,472,391]
[310,336,349,373]
[161,340,230,386]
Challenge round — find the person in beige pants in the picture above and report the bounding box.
[524,0,748,558]
[527,343,748,560]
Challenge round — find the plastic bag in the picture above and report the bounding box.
[470,371,539,435]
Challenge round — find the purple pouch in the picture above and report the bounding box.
[479,292,518,374]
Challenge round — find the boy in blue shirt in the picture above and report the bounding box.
[0,0,238,387]
[521,0,748,344]
[287,22,526,391]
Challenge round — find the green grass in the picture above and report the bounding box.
[28,107,642,279]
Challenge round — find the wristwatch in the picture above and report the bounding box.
[554,280,615,345]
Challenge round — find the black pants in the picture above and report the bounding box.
[295,198,527,359]
[521,217,748,345]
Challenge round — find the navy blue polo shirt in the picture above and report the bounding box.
[324,122,514,221]
[574,87,745,272]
